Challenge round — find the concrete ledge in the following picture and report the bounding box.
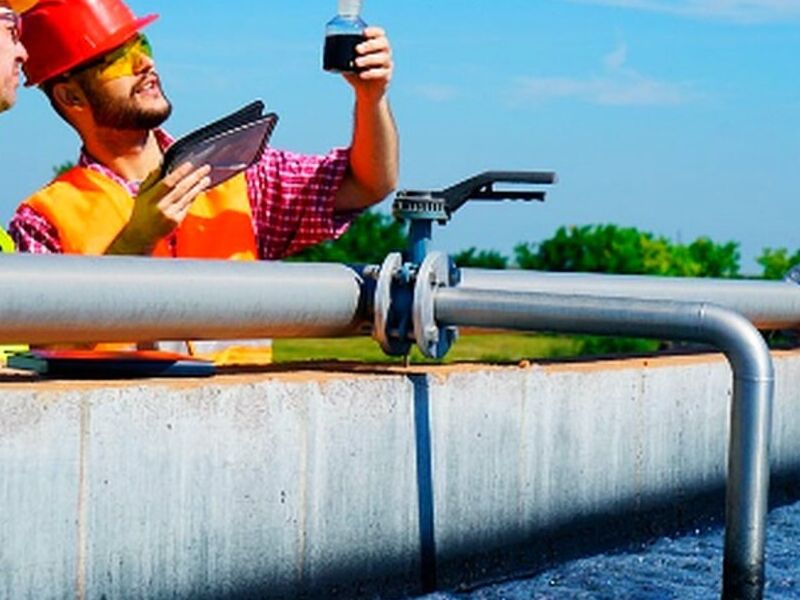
[2,350,800,598]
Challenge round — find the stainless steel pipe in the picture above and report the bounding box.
[0,254,366,344]
[0,253,779,598]
[435,287,773,600]
[459,269,800,330]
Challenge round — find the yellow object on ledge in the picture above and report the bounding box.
[187,340,274,367]
[0,227,29,365]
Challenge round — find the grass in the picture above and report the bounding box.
[274,332,800,365]
[273,333,593,365]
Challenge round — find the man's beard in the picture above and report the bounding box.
[1,66,21,113]
[79,77,172,131]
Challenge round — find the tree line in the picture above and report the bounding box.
[288,211,800,355]
[289,210,797,281]
[49,160,797,281]
[48,159,796,281]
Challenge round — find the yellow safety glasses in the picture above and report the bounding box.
[0,10,23,45]
[83,34,153,83]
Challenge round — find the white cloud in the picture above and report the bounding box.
[603,42,628,71]
[568,0,800,23]
[513,74,690,106]
[512,42,696,107]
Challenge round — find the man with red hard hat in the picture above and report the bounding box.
[7,0,397,364]
[0,0,30,112]
[9,0,398,261]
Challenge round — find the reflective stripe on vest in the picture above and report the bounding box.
[0,226,15,253]
[21,168,271,365]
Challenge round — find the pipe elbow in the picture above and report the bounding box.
[701,303,774,382]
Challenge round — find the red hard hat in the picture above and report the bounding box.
[21,0,157,86]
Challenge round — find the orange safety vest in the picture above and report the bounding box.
[25,167,258,259]
[20,167,273,365]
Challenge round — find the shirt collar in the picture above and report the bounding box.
[77,129,176,196]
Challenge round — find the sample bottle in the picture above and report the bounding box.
[323,0,367,73]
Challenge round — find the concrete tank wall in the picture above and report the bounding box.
[2,350,800,598]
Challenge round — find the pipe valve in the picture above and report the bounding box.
[375,170,558,359]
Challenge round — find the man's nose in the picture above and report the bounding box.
[16,39,28,64]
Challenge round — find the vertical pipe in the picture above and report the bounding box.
[433,288,774,600]
[710,307,774,600]
[410,374,438,592]
[723,375,773,599]
[408,221,433,265]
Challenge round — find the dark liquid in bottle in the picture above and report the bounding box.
[323,33,366,73]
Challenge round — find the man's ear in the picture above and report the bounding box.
[51,80,86,111]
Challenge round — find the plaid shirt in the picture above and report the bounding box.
[9,129,353,259]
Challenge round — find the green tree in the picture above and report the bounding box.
[515,224,740,278]
[287,209,407,264]
[514,224,741,356]
[757,248,800,280]
[685,237,740,278]
[452,247,508,269]
[53,161,76,177]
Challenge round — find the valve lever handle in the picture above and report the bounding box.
[441,170,558,214]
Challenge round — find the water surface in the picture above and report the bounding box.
[418,500,800,599]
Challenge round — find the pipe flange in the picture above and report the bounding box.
[373,252,413,356]
[413,251,459,359]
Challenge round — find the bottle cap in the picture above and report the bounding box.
[337,0,362,17]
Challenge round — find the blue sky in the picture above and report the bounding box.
[1,0,798,272]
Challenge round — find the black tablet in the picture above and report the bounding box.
[162,101,279,188]
[7,349,215,379]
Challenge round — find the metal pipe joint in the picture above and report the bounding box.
[371,251,460,358]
